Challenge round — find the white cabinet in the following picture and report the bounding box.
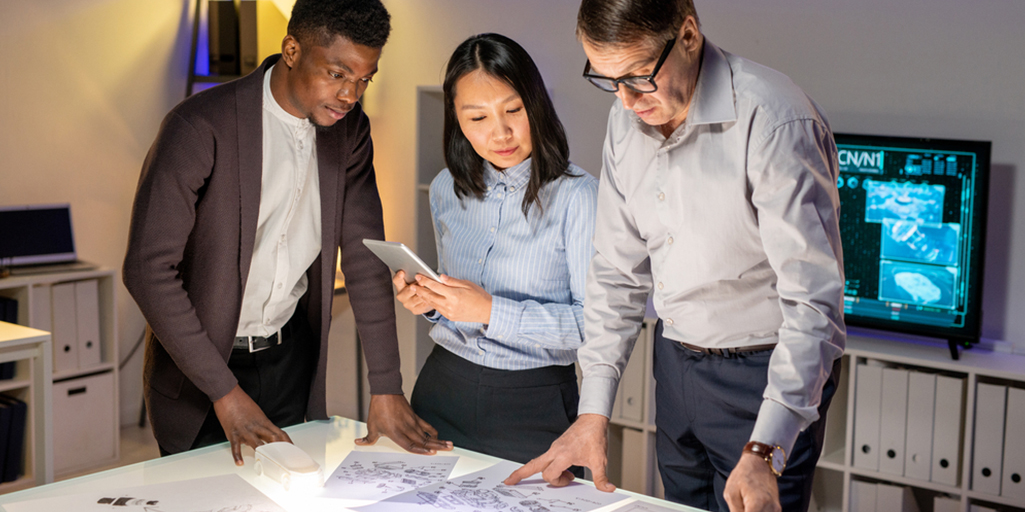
[815,335,1025,512]
[0,321,53,492]
[0,268,119,482]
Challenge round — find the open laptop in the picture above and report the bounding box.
[0,204,96,276]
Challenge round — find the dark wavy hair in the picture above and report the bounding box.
[288,0,391,49]
[443,33,572,217]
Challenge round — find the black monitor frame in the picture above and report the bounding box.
[833,133,991,359]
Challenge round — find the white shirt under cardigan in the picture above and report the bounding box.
[235,65,322,337]
[577,39,846,459]
[424,159,598,370]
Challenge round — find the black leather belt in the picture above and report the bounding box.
[234,321,294,352]
[679,341,776,357]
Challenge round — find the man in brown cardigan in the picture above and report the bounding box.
[123,0,450,464]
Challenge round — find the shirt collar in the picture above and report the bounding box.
[687,39,737,126]
[263,64,314,134]
[483,157,532,192]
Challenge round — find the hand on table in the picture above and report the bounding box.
[212,384,291,466]
[355,394,453,454]
[723,452,781,512]
[413,274,492,324]
[504,414,615,492]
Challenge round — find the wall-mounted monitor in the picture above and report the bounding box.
[833,133,990,358]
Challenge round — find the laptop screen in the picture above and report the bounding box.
[0,204,77,266]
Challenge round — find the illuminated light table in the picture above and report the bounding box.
[0,417,703,512]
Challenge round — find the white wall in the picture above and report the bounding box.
[0,0,192,426]
[371,1,1025,390]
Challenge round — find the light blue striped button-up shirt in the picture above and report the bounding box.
[426,158,598,370]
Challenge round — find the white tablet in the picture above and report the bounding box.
[362,239,442,284]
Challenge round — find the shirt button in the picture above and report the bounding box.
[535,344,541,348]
[478,258,484,264]
[490,227,496,233]
[665,318,674,326]
[510,186,516,191]
[658,282,664,290]
[496,335,503,340]
[276,283,283,289]
[478,350,484,355]
[658,192,665,201]
[298,141,303,149]
[497,195,504,199]
[668,236,674,245]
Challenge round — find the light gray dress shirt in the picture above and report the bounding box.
[578,40,846,459]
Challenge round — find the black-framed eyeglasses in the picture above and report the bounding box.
[583,37,676,94]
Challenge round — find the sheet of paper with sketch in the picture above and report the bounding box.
[354,460,629,512]
[317,450,459,500]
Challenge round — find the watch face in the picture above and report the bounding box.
[770,446,786,474]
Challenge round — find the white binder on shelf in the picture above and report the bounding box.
[931,375,964,486]
[1002,387,1025,501]
[50,281,79,373]
[932,496,959,512]
[875,483,919,512]
[904,371,935,481]
[854,363,884,470]
[971,382,1006,495]
[29,283,52,332]
[74,279,102,368]
[850,480,877,512]
[879,367,909,476]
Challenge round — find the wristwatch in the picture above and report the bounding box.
[744,441,786,477]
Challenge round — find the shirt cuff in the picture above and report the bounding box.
[485,296,523,341]
[578,375,618,418]
[750,398,805,463]
[423,309,441,323]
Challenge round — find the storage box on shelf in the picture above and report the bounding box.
[0,269,119,479]
[814,334,1025,512]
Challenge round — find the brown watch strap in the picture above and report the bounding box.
[744,441,774,457]
[744,441,784,477]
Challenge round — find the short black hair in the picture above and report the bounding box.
[288,0,391,49]
[443,33,572,218]
[578,0,699,50]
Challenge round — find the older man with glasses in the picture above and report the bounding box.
[506,2,846,512]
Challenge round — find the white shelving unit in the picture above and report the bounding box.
[0,268,120,484]
[413,85,446,373]
[0,322,53,493]
[606,319,663,499]
[814,334,1025,512]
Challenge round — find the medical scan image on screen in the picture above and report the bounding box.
[836,140,984,332]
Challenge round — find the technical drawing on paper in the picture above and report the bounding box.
[356,460,628,512]
[318,450,459,500]
[3,474,285,512]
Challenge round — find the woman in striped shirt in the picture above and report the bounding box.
[392,33,598,468]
